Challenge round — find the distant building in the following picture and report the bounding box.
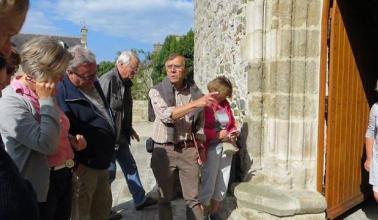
[171,35,183,41]
[12,33,80,51]
[80,26,88,48]
[152,35,183,54]
[153,43,162,53]
[12,26,88,51]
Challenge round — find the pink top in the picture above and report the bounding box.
[204,99,238,150]
[10,78,74,167]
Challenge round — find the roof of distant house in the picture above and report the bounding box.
[12,33,81,51]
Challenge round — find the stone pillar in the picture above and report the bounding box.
[243,0,322,191]
[194,0,326,219]
[238,0,327,218]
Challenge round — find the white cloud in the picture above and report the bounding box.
[21,9,62,35]
[24,0,194,44]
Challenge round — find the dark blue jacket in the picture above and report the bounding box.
[0,141,38,219]
[57,75,116,169]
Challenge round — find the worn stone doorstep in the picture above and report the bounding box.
[234,183,327,217]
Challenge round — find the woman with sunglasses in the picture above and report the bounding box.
[0,37,86,220]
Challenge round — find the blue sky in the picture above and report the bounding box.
[20,0,194,62]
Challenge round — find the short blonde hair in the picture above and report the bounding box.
[207,76,233,98]
[20,37,72,81]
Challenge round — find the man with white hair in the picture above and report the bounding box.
[100,51,157,212]
[57,45,116,220]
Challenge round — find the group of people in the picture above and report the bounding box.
[0,0,241,220]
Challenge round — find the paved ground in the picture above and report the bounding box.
[112,121,378,220]
[338,198,378,220]
[110,122,204,220]
[110,121,161,219]
[110,121,236,219]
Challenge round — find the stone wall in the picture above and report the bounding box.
[133,100,148,122]
[194,0,249,124]
[195,0,326,218]
[195,0,322,190]
[244,0,322,191]
[194,0,251,177]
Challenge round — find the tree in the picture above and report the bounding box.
[130,49,153,100]
[97,61,115,77]
[151,29,194,85]
[96,51,153,100]
[94,29,195,99]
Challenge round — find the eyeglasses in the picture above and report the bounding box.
[127,65,139,72]
[72,71,97,81]
[166,64,184,70]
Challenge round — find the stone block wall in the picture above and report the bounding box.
[195,0,323,192]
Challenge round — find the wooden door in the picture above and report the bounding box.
[322,0,371,218]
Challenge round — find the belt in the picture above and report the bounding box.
[163,140,195,148]
[51,159,75,171]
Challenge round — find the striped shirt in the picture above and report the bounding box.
[148,84,204,144]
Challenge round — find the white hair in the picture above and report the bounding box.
[117,51,139,65]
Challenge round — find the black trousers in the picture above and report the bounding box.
[38,168,72,220]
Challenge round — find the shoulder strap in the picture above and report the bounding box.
[147,94,155,122]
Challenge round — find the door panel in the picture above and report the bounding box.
[324,0,370,218]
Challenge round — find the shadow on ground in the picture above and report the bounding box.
[112,198,187,220]
[338,198,378,220]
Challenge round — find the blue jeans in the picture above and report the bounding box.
[108,142,146,206]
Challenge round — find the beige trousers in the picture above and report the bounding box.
[151,143,203,220]
[71,164,112,220]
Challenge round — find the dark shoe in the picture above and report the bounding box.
[145,186,160,201]
[135,196,158,210]
[109,210,122,220]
